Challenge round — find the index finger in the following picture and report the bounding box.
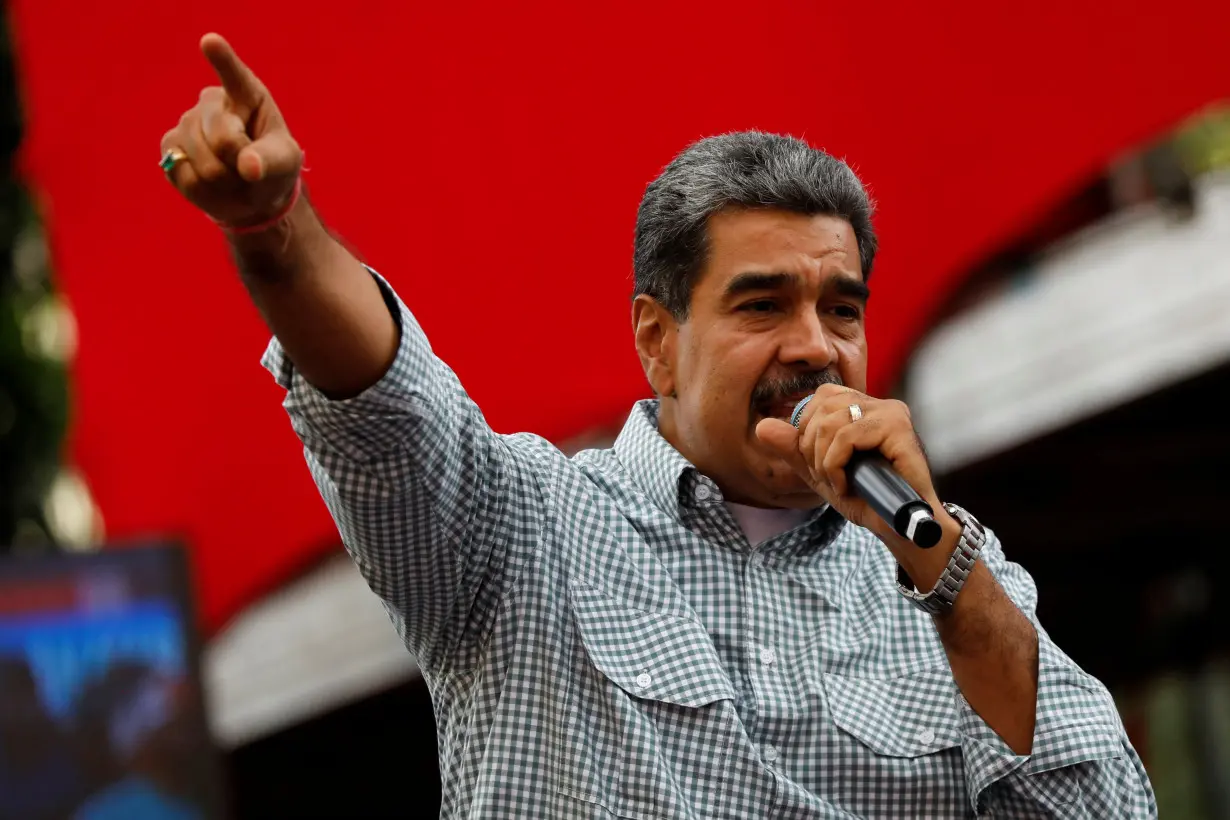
[200,33,265,111]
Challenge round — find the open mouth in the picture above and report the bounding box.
[753,393,814,424]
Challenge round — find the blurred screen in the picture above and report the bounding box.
[0,545,223,820]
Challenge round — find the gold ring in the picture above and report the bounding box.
[159,149,188,174]
[848,403,863,423]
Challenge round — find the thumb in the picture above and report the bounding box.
[236,133,302,183]
[755,417,810,479]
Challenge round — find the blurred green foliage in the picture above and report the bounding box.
[1174,103,1230,176]
[0,7,68,548]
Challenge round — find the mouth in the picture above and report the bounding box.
[753,393,814,424]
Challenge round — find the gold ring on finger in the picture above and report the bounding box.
[159,148,188,174]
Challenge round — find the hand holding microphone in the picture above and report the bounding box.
[790,395,942,548]
[754,384,946,550]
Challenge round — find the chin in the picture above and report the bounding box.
[753,457,821,508]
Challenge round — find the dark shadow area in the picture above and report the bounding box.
[227,675,441,819]
[936,361,1230,690]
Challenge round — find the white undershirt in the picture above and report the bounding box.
[724,501,812,547]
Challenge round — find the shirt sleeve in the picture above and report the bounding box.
[958,529,1158,817]
[261,268,552,672]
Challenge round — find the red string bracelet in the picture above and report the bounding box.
[216,175,303,236]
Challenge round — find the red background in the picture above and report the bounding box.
[8,0,1228,632]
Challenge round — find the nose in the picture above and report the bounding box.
[778,309,837,370]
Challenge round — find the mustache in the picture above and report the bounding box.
[750,370,844,409]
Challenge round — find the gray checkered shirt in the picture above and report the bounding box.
[264,272,1156,818]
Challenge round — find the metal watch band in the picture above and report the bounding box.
[896,503,986,615]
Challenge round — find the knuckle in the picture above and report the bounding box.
[811,396,837,416]
[828,425,851,450]
[204,127,238,154]
[199,85,224,102]
[170,166,197,192]
[200,103,228,130]
[204,114,247,154]
[820,446,838,469]
[196,162,227,183]
[888,399,912,420]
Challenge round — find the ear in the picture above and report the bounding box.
[632,294,678,397]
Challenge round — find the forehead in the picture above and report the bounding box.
[699,208,862,290]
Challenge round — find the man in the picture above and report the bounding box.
[160,33,1156,818]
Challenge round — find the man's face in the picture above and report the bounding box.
[636,208,869,509]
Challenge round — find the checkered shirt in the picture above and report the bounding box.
[263,272,1156,819]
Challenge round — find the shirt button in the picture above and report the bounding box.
[917,729,936,746]
[763,744,779,763]
[759,648,777,666]
[635,672,652,690]
[694,484,712,502]
[749,552,764,568]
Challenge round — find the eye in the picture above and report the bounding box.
[831,304,862,321]
[739,300,779,313]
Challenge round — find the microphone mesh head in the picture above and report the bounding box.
[789,395,813,429]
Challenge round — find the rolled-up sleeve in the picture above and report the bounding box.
[958,531,1157,817]
[262,268,551,671]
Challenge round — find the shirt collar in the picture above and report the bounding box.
[613,400,698,519]
[612,399,831,528]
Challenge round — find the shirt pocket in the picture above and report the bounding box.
[821,667,968,812]
[556,583,739,820]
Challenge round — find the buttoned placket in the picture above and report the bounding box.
[743,537,789,775]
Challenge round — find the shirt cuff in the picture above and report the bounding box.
[960,636,1126,812]
[259,266,430,462]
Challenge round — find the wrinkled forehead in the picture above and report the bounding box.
[697,208,862,295]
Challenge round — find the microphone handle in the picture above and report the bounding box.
[847,452,943,548]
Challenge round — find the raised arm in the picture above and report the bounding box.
[161,33,395,399]
[160,34,551,670]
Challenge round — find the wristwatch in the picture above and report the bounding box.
[896,503,986,615]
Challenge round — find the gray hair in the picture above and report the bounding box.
[633,131,877,319]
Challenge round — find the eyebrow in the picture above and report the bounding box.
[723,272,793,299]
[723,271,871,303]
[831,276,872,304]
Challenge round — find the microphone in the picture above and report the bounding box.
[790,396,943,548]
